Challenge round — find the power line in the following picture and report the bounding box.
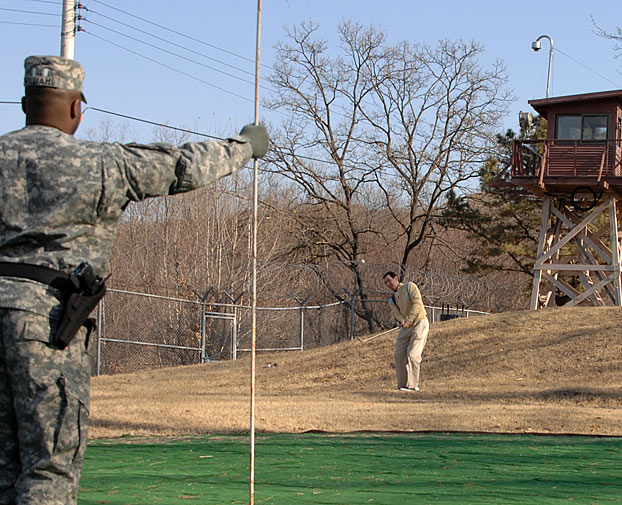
[83,106,224,140]
[75,3,354,124]
[82,106,350,167]
[82,19,271,92]
[82,107,350,168]
[81,19,351,122]
[83,6,262,82]
[9,1,272,92]
[0,7,59,16]
[90,0,272,71]
[80,1,496,134]
[0,20,57,27]
[84,106,487,169]
[555,47,622,89]
[82,29,255,105]
[2,100,491,169]
[83,106,330,165]
[1,101,226,140]
[0,2,492,170]
[74,1,286,124]
[79,4,507,145]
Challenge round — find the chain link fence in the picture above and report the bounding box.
[92,289,204,375]
[90,288,488,376]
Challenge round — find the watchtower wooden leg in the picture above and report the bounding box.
[609,199,622,305]
[531,198,551,310]
[530,196,622,309]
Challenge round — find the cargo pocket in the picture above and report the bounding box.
[16,306,62,346]
[53,375,89,468]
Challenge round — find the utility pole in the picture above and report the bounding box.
[60,0,75,59]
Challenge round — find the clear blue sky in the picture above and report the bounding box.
[1,0,621,142]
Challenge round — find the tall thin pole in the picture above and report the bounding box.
[533,35,553,98]
[250,1,262,504]
[545,38,553,98]
[60,0,75,58]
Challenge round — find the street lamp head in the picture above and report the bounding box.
[531,40,541,52]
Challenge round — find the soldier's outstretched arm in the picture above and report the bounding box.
[112,124,268,201]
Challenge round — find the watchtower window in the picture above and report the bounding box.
[556,115,581,140]
[555,114,608,141]
[582,115,608,140]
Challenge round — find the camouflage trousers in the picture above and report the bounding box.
[0,308,90,505]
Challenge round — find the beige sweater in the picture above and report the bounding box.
[389,282,427,324]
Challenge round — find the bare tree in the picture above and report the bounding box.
[265,20,387,330]
[82,117,134,143]
[360,36,514,274]
[265,20,513,327]
[592,17,622,60]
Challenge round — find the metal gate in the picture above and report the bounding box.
[203,308,237,361]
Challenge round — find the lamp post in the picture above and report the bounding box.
[532,35,554,98]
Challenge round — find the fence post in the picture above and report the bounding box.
[350,293,355,340]
[200,300,207,363]
[344,289,360,340]
[300,306,304,350]
[224,291,244,360]
[96,297,103,376]
[232,305,238,360]
[193,289,213,364]
[292,294,310,351]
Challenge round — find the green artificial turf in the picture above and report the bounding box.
[79,432,622,504]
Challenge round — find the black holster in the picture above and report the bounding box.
[54,263,106,348]
[0,261,107,349]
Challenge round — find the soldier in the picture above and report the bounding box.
[383,271,429,392]
[0,55,269,505]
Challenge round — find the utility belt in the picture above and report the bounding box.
[0,261,107,349]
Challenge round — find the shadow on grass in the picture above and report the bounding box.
[352,387,622,406]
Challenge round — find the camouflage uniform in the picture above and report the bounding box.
[0,56,254,505]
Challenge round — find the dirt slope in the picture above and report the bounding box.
[90,307,622,438]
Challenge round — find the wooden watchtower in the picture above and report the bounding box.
[511,89,622,309]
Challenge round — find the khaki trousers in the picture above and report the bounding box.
[394,318,429,389]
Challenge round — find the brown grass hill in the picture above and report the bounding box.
[89,307,622,438]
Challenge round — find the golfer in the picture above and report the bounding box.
[383,271,429,392]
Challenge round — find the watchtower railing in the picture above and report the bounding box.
[512,139,622,181]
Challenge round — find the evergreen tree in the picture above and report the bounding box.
[442,116,546,277]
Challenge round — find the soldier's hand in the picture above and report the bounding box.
[239,124,269,159]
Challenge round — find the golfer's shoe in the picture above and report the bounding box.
[398,386,420,392]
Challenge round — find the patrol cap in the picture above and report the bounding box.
[24,55,87,103]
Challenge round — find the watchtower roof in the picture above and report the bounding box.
[510,88,622,198]
[529,89,622,116]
